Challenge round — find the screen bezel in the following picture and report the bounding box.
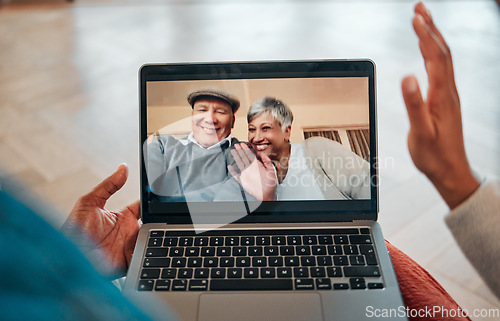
[140,60,378,224]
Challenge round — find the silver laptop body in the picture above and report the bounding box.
[123,60,408,321]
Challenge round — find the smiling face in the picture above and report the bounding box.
[191,98,235,148]
[248,111,291,161]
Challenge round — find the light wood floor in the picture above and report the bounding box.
[1,0,499,319]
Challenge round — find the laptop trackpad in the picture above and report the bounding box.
[198,293,323,321]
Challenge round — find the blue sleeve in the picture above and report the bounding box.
[0,191,170,321]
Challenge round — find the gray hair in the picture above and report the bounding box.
[247,97,293,132]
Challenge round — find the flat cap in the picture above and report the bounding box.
[187,88,240,113]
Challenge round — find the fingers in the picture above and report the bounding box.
[412,3,455,93]
[259,153,273,169]
[259,153,277,188]
[86,163,129,206]
[231,143,255,170]
[121,199,141,220]
[239,143,257,163]
[414,2,448,52]
[413,16,448,89]
[401,75,434,137]
[231,148,247,172]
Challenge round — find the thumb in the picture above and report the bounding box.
[402,75,432,134]
[86,163,129,207]
[260,154,273,169]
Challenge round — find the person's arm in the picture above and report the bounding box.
[401,1,480,209]
[0,189,171,321]
[144,133,170,194]
[402,1,500,298]
[444,181,500,299]
[304,136,371,200]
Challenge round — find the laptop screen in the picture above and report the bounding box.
[140,61,377,225]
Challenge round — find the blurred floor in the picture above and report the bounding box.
[0,0,499,319]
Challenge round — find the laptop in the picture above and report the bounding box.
[123,60,408,321]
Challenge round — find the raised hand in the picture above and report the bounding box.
[61,164,140,275]
[401,2,480,209]
[228,143,278,201]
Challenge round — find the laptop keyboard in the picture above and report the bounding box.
[137,228,384,292]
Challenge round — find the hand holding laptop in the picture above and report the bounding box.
[61,163,141,275]
[401,1,480,209]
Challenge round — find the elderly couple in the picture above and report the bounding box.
[146,89,370,204]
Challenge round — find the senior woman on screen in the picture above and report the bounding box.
[230,97,371,201]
